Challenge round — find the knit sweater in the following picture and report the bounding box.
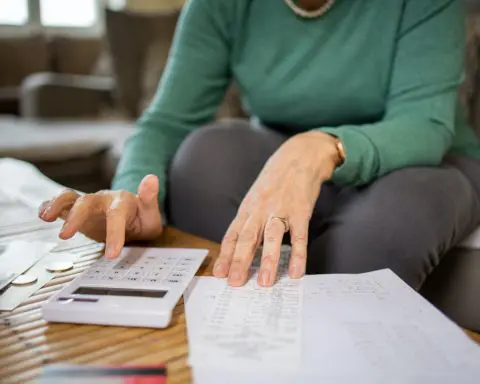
[112,0,480,204]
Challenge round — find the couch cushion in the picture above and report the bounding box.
[421,248,480,332]
[48,36,103,75]
[0,117,133,192]
[0,35,49,87]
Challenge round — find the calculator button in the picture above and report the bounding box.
[141,277,161,284]
[167,279,180,283]
[105,271,125,279]
[125,277,139,282]
[126,270,145,278]
[148,271,165,279]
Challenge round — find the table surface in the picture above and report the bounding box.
[0,227,219,384]
[0,227,478,384]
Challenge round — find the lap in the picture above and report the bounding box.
[168,119,286,242]
[308,156,480,288]
[167,120,480,287]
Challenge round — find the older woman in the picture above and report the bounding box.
[39,0,480,290]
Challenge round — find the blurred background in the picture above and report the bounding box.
[0,0,478,194]
[0,0,243,193]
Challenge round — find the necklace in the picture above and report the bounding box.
[284,0,336,19]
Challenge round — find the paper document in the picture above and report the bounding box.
[0,238,103,311]
[188,245,302,367]
[0,241,56,275]
[185,270,480,384]
[0,158,66,208]
[0,158,105,311]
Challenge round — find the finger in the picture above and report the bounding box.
[288,215,309,279]
[137,175,163,230]
[214,214,247,278]
[41,189,80,222]
[137,174,160,209]
[105,197,128,259]
[258,217,287,287]
[228,216,262,287]
[58,195,96,240]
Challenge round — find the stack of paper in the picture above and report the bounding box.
[0,158,104,311]
[184,269,480,384]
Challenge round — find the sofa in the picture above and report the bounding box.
[0,33,113,118]
[1,6,479,332]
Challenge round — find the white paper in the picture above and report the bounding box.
[460,226,480,249]
[0,158,104,311]
[191,277,303,367]
[188,245,302,367]
[0,240,56,275]
[185,270,480,384]
[0,158,67,208]
[0,237,103,311]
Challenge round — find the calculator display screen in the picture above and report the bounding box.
[73,286,167,298]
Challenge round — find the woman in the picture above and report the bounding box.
[39,0,480,290]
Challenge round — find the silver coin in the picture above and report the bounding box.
[12,274,38,286]
[45,261,74,272]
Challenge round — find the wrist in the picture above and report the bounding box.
[303,131,344,181]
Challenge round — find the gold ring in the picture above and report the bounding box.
[271,216,290,233]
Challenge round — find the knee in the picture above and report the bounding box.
[308,195,442,289]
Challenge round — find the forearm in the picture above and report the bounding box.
[112,121,191,207]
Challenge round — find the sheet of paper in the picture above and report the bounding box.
[460,226,480,249]
[185,270,480,384]
[188,245,302,367]
[0,158,67,208]
[0,237,103,311]
[0,240,56,275]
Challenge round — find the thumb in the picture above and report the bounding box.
[137,174,160,208]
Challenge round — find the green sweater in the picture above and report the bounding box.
[112,0,480,205]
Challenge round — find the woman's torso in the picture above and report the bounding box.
[226,0,480,154]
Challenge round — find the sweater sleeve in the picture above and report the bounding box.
[318,0,465,186]
[111,0,231,206]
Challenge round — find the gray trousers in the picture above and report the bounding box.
[167,120,480,289]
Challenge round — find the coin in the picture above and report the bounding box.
[12,274,38,286]
[45,261,74,273]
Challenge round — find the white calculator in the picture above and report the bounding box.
[42,247,208,328]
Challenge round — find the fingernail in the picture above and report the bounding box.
[290,264,304,279]
[213,262,226,276]
[229,270,242,284]
[105,246,116,259]
[41,205,50,219]
[259,270,271,286]
[61,220,68,231]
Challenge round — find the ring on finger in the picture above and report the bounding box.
[270,216,290,233]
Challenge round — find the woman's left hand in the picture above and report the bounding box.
[213,130,342,287]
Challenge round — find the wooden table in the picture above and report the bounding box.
[0,227,219,384]
[0,227,479,384]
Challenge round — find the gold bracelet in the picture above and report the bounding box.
[335,138,346,165]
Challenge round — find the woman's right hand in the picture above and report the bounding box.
[38,175,164,259]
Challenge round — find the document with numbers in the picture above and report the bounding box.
[187,245,302,367]
[185,269,480,384]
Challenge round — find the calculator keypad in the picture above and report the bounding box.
[82,251,200,287]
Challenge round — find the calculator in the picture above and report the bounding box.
[42,247,208,328]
